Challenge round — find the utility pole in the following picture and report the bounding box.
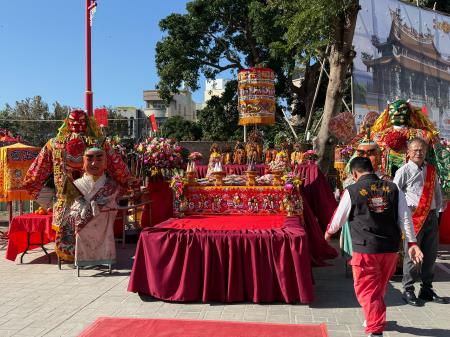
[86,0,97,116]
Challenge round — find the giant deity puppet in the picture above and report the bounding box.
[369,99,449,198]
[23,109,130,263]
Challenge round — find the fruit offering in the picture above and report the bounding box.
[35,207,47,215]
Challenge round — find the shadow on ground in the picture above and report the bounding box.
[387,321,450,337]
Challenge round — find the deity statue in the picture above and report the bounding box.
[264,143,277,164]
[233,141,246,165]
[370,99,438,176]
[23,109,130,263]
[245,130,263,164]
[222,144,232,165]
[67,146,123,275]
[206,143,223,177]
[291,143,304,166]
[246,143,259,164]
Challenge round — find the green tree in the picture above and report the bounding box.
[197,81,243,141]
[160,116,202,141]
[0,96,60,146]
[155,0,324,120]
[272,0,360,173]
[403,0,450,13]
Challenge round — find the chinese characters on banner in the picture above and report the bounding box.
[238,68,276,126]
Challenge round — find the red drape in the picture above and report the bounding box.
[128,215,314,303]
[140,181,173,228]
[295,164,337,232]
[440,202,450,244]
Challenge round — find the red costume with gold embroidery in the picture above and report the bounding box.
[23,110,130,262]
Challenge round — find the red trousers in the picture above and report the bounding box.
[351,252,398,334]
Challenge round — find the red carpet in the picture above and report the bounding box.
[78,317,328,337]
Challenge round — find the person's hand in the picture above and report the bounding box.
[324,231,332,242]
[408,245,424,265]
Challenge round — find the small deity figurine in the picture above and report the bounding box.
[290,143,304,166]
[222,144,232,165]
[233,141,247,165]
[206,143,223,177]
[264,145,277,164]
[246,143,259,164]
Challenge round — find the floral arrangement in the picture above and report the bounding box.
[170,174,187,199]
[188,151,203,161]
[339,146,354,160]
[281,172,302,215]
[135,137,186,178]
[282,172,302,192]
[384,130,408,151]
[268,160,287,172]
[440,138,450,152]
[108,136,127,159]
[303,150,318,162]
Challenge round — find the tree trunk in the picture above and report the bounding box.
[315,0,360,174]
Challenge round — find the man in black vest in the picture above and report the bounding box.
[325,157,423,337]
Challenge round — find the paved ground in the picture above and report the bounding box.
[0,235,449,337]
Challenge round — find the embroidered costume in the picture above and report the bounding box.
[23,110,130,262]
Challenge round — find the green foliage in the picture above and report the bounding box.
[160,116,202,141]
[402,0,450,13]
[197,80,243,141]
[155,0,303,109]
[0,96,70,146]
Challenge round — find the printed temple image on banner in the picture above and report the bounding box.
[352,0,450,139]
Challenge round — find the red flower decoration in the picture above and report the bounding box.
[384,130,407,151]
[66,137,86,158]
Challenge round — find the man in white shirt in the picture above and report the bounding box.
[394,137,448,306]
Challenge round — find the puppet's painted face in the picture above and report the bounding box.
[356,143,380,172]
[388,100,410,127]
[83,150,107,177]
[68,110,87,133]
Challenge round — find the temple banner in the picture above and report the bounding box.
[0,143,40,201]
[352,0,450,138]
[238,68,276,126]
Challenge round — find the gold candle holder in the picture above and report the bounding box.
[186,171,197,185]
[246,171,257,186]
[271,170,282,186]
[212,171,225,186]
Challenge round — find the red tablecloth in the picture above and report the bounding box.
[196,164,267,178]
[128,215,314,303]
[440,202,450,244]
[295,164,337,232]
[140,181,174,228]
[5,214,55,261]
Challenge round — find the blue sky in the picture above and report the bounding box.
[0,1,206,110]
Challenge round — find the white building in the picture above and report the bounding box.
[115,106,147,139]
[143,90,197,123]
[204,79,229,103]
